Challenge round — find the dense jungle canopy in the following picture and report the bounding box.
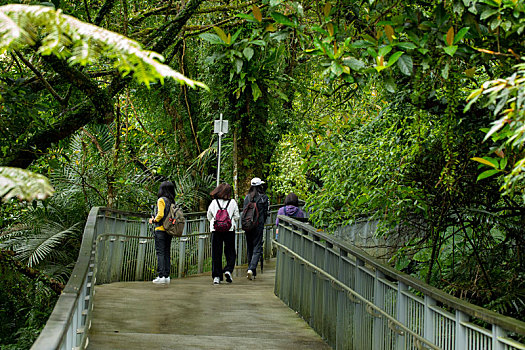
[1,0,525,348]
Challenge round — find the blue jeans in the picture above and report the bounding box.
[154,230,172,278]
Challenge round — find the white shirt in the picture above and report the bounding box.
[206,199,240,232]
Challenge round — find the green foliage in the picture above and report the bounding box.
[0,251,58,349]
[268,134,309,199]
[0,167,54,202]
[0,4,206,88]
[467,62,525,199]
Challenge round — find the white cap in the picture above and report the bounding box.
[250,177,265,186]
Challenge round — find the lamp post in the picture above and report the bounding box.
[213,113,229,187]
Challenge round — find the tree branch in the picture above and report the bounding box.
[15,51,66,106]
[149,0,205,54]
[94,0,117,26]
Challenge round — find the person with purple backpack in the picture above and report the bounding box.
[275,192,305,240]
[207,183,240,285]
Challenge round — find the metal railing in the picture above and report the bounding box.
[274,216,525,350]
[31,205,279,350]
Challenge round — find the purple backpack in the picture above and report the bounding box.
[214,199,232,232]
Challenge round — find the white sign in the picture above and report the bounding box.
[214,119,229,134]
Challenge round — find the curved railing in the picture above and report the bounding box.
[31,206,280,350]
[274,216,525,350]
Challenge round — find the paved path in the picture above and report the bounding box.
[87,261,330,349]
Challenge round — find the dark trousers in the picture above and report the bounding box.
[154,230,172,278]
[211,231,236,279]
[246,224,264,275]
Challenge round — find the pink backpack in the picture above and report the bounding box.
[214,199,232,232]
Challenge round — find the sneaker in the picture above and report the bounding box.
[152,277,167,284]
[247,270,253,280]
[165,277,170,284]
[225,271,233,283]
[213,277,220,285]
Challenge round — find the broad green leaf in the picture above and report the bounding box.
[243,47,254,61]
[384,75,396,92]
[213,26,229,44]
[235,58,243,73]
[500,157,508,170]
[453,27,470,44]
[270,12,295,27]
[484,120,505,141]
[343,57,366,71]
[397,54,413,75]
[350,40,373,49]
[387,51,403,67]
[471,157,499,168]
[396,42,417,50]
[378,45,393,57]
[250,40,267,46]
[443,45,458,56]
[477,169,500,181]
[480,8,499,20]
[231,28,242,44]
[331,61,343,76]
[251,82,262,101]
[236,13,257,22]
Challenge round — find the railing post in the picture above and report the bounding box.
[424,295,436,345]
[455,310,468,350]
[178,237,187,278]
[134,219,148,280]
[492,325,505,350]
[197,216,206,273]
[197,235,206,274]
[354,257,365,349]
[372,270,386,350]
[396,281,408,350]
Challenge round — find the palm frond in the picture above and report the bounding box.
[0,4,208,89]
[0,166,54,202]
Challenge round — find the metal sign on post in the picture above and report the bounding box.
[213,113,229,187]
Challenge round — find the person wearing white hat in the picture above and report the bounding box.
[241,177,269,280]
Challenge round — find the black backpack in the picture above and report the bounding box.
[213,199,232,232]
[241,195,259,231]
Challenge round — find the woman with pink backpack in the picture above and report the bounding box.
[207,183,240,285]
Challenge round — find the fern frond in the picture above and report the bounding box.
[0,4,208,89]
[0,167,55,202]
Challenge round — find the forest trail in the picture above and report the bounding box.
[87,260,330,349]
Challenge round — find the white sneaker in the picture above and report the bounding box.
[152,277,167,284]
[165,277,170,284]
[225,271,233,283]
[247,270,253,280]
[213,277,220,284]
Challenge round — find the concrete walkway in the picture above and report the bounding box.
[87,260,330,349]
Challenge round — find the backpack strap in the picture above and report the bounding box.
[215,198,223,210]
[225,199,231,210]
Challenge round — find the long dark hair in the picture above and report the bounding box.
[284,192,299,207]
[247,185,265,199]
[157,181,175,202]
[210,183,232,200]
